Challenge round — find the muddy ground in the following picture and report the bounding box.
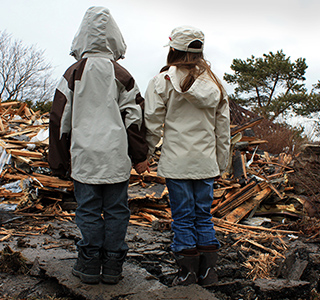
[0,211,319,300]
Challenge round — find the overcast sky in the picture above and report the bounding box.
[1,0,319,95]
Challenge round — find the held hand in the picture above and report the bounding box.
[134,159,150,174]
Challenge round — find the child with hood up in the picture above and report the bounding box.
[49,6,148,284]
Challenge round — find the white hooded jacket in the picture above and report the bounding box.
[145,66,230,179]
[49,7,148,184]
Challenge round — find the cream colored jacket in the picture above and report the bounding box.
[49,7,147,184]
[145,66,230,179]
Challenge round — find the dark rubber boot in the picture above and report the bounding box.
[172,248,200,286]
[101,250,127,284]
[72,249,101,284]
[197,245,218,286]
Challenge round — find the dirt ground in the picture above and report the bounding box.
[0,212,319,300]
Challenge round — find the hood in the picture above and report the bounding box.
[166,66,222,109]
[70,6,127,61]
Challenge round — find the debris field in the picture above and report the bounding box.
[0,101,319,300]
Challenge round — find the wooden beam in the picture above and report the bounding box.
[211,180,257,215]
[231,117,264,135]
[9,149,43,159]
[225,186,272,223]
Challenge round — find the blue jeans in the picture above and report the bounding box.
[73,180,130,257]
[166,178,220,253]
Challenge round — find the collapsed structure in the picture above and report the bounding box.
[0,100,319,299]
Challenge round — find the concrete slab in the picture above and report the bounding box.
[254,279,312,299]
[44,258,165,300]
[1,220,218,299]
[126,284,220,300]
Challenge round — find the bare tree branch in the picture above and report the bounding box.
[0,30,57,105]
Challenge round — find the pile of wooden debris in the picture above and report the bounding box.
[0,100,320,284]
[0,100,319,227]
[128,117,318,228]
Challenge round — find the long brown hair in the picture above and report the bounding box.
[161,41,225,98]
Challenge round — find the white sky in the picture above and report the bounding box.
[1,0,319,95]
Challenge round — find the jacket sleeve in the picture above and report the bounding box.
[114,62,148,164]
[48,77,72,177]
[119,89,148,164]
[215,92,231,173]
[144,78,166,157]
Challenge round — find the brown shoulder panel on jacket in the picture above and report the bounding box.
[63,58,87,92]
[111,60,135,92]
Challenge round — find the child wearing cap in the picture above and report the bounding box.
[144,25,230,286]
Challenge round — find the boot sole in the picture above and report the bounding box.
[101,273,122,284]
[72,268,100,284]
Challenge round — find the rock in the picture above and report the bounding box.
[254,279,311,300]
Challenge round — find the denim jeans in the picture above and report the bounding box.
[166,178,220,253]
[73,180,130,257]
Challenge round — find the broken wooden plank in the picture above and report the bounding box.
[211,180,257,215]
[231,117,264,135]
[218,183,263,217]
[212,217,301,234]
[2,173,74,191]
[0,117,5,132]
[224,185,272,223]
[248,140,268,145]
[244,238,285,258]
[3,128,36,138]
[129,220,152,227]
[138,212,159,222]
[8,149,43,159]
[139,207,171,219]
[253,160,293,170]
[130,169,166,184]
[16,103,28,116]
[14,212,75,218]
[0,101,20,107]
[241,152,247,179]
[267,182,284,200]
[266,170,294,180]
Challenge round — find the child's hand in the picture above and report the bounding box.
[134,159,150,174]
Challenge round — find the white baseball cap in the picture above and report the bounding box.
[164,25,205,53]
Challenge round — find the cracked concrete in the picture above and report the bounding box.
[0,219,219,300]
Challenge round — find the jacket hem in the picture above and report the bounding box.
[158,172,220,180]
[71,174,130,185]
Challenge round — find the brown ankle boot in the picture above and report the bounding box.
[197,245,218,286]
[172,248,200,286]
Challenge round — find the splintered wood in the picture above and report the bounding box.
[242,252,278,280]
[128,172,172,230]
[212,217,291,280]
[1,100,318,282]
[0,100,303,224]
[0,101,74,219]
[0,101,305,228]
